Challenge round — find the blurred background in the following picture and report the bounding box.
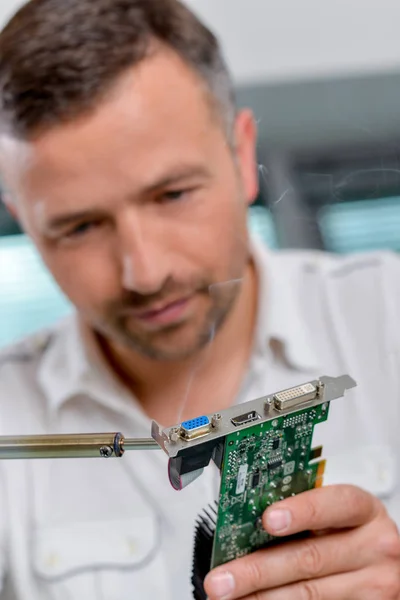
[1,0,400,347]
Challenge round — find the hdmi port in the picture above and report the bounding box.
[231,410,261,427]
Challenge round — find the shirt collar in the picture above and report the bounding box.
[39,237,320,413]
[250,236,321,372]
[38,314,144,419]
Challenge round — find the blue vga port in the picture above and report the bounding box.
[180,415,211,440]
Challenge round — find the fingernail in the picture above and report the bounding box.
[205,570,235,599]
[267,509,291,532]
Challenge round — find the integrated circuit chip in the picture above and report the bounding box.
[272,438,280,450]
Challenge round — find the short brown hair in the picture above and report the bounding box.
[0,0,236,139]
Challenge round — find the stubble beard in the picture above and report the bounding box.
[96,281,242,362]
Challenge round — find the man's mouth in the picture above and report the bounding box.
[123,296,193,327]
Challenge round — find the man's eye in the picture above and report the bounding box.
[162,189,187,202]
[65,221,97,238]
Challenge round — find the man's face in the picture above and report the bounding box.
[2,49,258,361]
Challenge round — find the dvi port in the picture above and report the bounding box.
[274,382,318,410]
[180,416,211,440]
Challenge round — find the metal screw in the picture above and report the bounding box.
[211,413,222,428]
[99,446,113,458]
[169,428,181,443]
[264,398,273,413]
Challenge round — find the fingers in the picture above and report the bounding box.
[263,485,381,537]
[204,486,397,600]
[204,524,377,599]
[243,571,360,600]
[244,565,400,600]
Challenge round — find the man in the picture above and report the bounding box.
[0,0,398,598]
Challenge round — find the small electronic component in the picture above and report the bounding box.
[271,438,280,450]
[267,459,283,471]
[251,469,261,488]
[151,374,356,600]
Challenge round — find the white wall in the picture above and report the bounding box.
[2,0,400,85]
[186,0,400,84]
[0,0,25,29]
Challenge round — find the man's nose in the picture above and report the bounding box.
[118,212,171,295]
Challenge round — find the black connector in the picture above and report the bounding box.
[231,410,261,427]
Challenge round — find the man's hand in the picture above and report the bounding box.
[204,485,400,599]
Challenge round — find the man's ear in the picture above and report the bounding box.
[233,108,259,207]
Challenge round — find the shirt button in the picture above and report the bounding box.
[46,553,60,568]
[127,538,137,555]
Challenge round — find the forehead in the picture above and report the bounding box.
[4,50,224,202]
[0,135,33,186]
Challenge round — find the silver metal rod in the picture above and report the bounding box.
[0,433,159,460]
[122,438,159,451]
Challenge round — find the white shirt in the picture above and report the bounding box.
[0,237,399,600]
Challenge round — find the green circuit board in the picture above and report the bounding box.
[210,402,329,568]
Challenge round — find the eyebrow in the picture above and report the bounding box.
[142,164,212,193]
[45,210,102,233]
[45,164,212,233]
